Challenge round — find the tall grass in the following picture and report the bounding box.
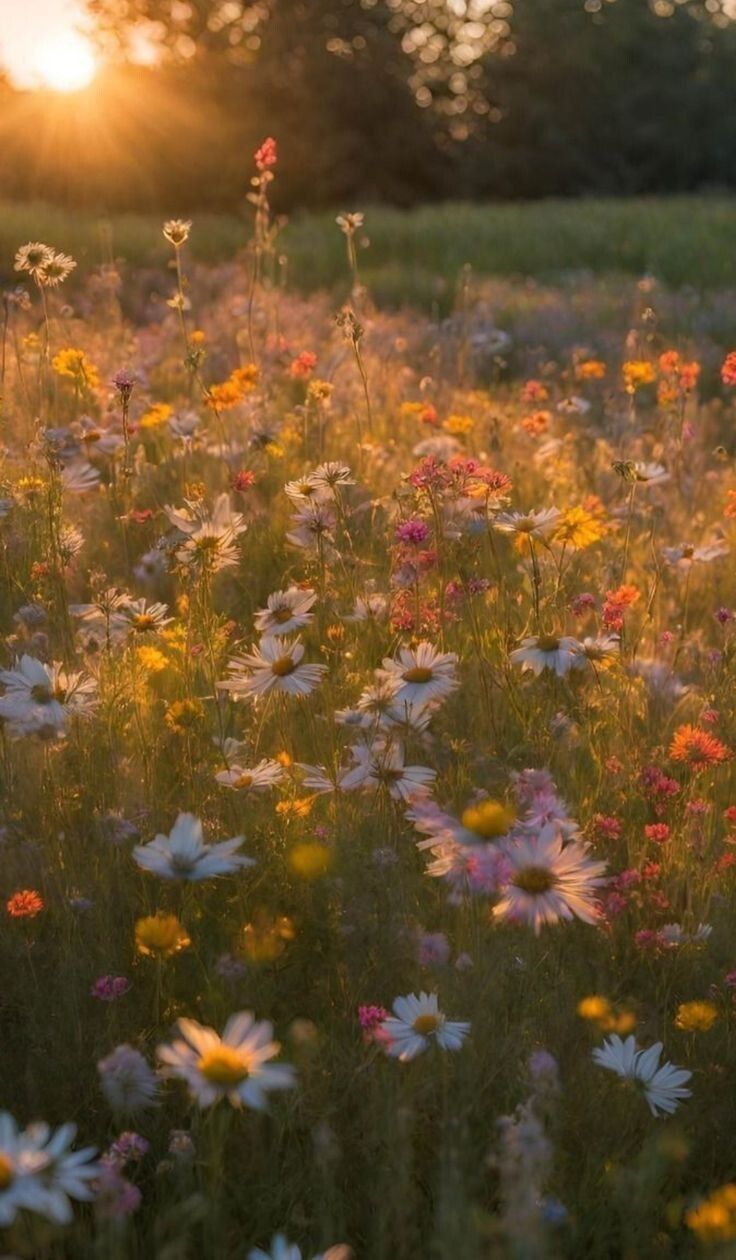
[4,196,736,306]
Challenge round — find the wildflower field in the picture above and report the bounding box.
[3,148,736,1260]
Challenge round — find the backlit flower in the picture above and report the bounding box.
[157,1012,295,1110]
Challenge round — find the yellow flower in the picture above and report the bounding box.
[135,912,190,958]
[443,413,474,435]
[686,1184,736,1243]
[22,333,41,362]
[15,475,45,499]
[622,360,656,393]
[575,359,607,381]
[577,995,612,1023]
[207,364,259,409]
[52,347,100,390]
[139,403,173,430]
[164,699,203,734]
[554,506,606,550]
[242,911,295,963]
[306,379,333,406]
[577,995,634,1032]
[288,842,332,880]
[276,796,314,820]
[136,645,168,674]
[461,800,515,839]
[675,1000,718,1033]
[611,1010,636,1034]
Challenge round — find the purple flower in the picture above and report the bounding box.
[112,369,136,399]
[395,518,430,545]
[91,975,131,1002]
[415,930,450,967]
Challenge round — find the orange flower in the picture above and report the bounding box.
[669,724,731,772]
[725,490,736,520]
[605,584,639,609]
[622,360,656,393]
[575,359,606,381]
[521,410,550,436]
[7,889,44,918]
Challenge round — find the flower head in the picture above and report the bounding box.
[592,1034,691,1117]
[157,1012,295,1110]
[379,992,470,1061]
[133,812,253,882]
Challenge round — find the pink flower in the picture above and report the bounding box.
[645,823,671,845]
[358,1005,392,1048]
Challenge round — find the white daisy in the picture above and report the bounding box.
[377,641,458,706]
[120,598,173,634]
[284,475,329,505]
[630,461,669,486]
[661,540,729,570]
[248,1237,350,1260]
[509,635,584,678]
[286,503,336,550]
[157,1012,296,1110]
[380,992,470,1061]
[297,762,356,794]
[0,655,97,740]
[494,824,607,934]
[215,758,285,793]
[133,812,253,881]
[592,1035,692,1117]
[218,637,327,700]
[0,1113,98,1226]
[342,593,389,623]
[309,462,355,495]
[165,494,247,572]
[493,507,561,539]
[340,739,436,801]
[254,588,317,636]
[60,461,100,494]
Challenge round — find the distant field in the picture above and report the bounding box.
[2,196,736,305]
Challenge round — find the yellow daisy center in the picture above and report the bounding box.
[536,635,561,653]
[413,1014,440,1035]
[30,683,54,704]
[513,865,556,895]
[403,666,433,684]
[234,773,254,789]
[461,801,515,839]
[273,607,294,624]
[198,1046,250,1087]
[271,656,297,677]
[132,614,157,631]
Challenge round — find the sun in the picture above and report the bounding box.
[32,31,98,94]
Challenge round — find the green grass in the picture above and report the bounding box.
[3,196,736,305]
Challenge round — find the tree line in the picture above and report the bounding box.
[1,0,735,211]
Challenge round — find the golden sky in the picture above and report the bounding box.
[0,0,91,87]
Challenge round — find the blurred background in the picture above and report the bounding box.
[2,0,736,214]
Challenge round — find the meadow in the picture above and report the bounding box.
[1,157,736,1259]
[4,195,736,311]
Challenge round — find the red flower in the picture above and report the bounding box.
[254,137,278,172]
[7,889,44,918]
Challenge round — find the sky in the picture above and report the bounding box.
[0,0,90,86]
